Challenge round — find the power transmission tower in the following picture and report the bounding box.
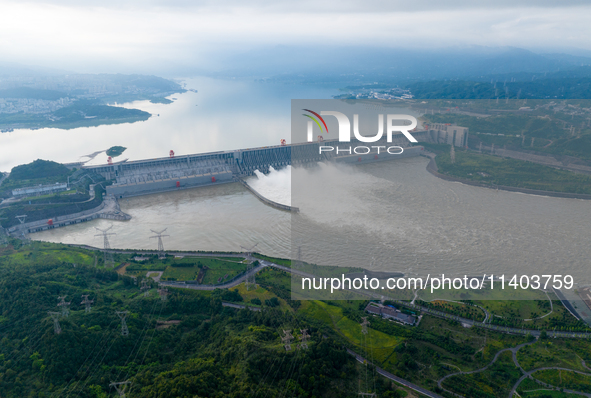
[241,243,258,291]
[15,215,30,244]
[157,285,168,301]
[281,330,294,351]
[48,311,62,334]
[116,311,129,336]
[109,381,131,398]
[361,317,370,335]
[0,223,8,246]
[81,295,94,313]
[149,228,169,259]
[57,296,71,317]
[140,279,150,297]
[240,243,258,258]
[298,329,310,349]
[95,226,116,268]
[295,245,302,269]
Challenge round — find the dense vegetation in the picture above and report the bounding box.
[0,242,364,397]
[408,77,591,99]
[106,146,127,158]
[0,159,73,199]
[0,241,590,397]
[8,159,69,181]
[52,100,150,123]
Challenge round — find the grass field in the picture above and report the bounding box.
[299,300,404,363]
[160,257,247,284]
[232,283,291,311]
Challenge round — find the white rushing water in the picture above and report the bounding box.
[249,166,292,206]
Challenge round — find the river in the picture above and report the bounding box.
[3,77,590,291]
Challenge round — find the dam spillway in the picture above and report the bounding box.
[83,130,428,199]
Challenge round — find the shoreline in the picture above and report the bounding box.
[422,153,591,201]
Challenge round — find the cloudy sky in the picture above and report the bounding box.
[1,0,590,74]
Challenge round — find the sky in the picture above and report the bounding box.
[1,0,591,75]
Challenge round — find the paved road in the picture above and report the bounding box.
[71,245,591,339]
[438,340,536,395]
[72,245,591,397]
[510,366,591,398]
[434,336,591,398]
[347,348,443,398]
[222,302,261,311]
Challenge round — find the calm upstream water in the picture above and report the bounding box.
[3,77,591,287]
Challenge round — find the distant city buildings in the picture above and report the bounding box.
[0,74,181,116]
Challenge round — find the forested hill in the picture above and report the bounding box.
[0,241,361,398]
[408,77,591,99]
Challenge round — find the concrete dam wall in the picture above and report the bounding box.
[83,131,429,199]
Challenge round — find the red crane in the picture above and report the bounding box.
[107,156,113,165]
[170,150,175,158]
[280,139,286,146]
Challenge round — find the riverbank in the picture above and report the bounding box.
[423,152,591,200]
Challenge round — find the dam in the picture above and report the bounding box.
[83,129,429,199]
[8,131,427,236]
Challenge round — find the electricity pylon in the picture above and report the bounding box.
[81,295,94,313]
[140,279,150,297]
[361,317,370,335]
[241,243,258,291]
[48,311,62,334]
[95,226,115,268]
[298,329,310,349]
[281,330,294,351]
[150,228,169,259]
[240,243,258,257]
[295,245,302,269]
[116,311,129,336]
[157,285,168,301]
[109,381,131,398]
[16,215,30,244]
[57,296,71,317]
